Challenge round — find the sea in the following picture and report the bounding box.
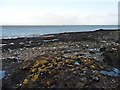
[0,25,119,39]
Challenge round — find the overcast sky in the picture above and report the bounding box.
[0,0,119,25]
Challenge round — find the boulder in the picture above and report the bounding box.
[103,46,120,68]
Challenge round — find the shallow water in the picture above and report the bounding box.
[2,25,118,39]
[0,71,5,79]
[100,68,120,77]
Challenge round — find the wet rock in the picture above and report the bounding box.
[100,68,120,77]
[89,48,98,54]
[99,47,106,52]
[89,51,96,54]
[91,76,100,82]
[5,57,18,62]
[19,42,25,45]
[101,40,106,43]
[9,42,14,45]
[74,61,80,65]
[80,77,87,82]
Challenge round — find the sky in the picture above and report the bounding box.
[0,0,119,25]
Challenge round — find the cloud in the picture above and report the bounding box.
[85,13,118,19]
[0,12,118,25]
[0,6,118,25]
[0,0,118,25]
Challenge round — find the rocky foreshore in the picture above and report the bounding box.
[1,29,120,89]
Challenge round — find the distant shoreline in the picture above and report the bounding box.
[1,25,118,26]
[2,29,120,50]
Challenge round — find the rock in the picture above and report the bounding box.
[31,68,37,73]
[46,79,54,86]
[99,47,106,52]
[20,62,31,70]
[23,79,29,85]
[101,40,106,43]
[11,57,18,61]
[76,82,85,87]
[74,61,80,65]
[89,51,96,54]
[82,58,93,65]
[91,76,100,82]
[103,46,120,68]
[89,64,97,70]
[31,74,39,82]
[80,77,87,82]
[9,42,14,45]
[33,60,46,68]
[19,42,25,45]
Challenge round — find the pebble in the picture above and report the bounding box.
[9,42,14,45]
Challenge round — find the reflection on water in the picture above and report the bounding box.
[0,71,5,79]
[100,68,120,77]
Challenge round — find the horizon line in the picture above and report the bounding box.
[1,24,118,26]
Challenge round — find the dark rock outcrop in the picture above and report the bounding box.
[103,46,120,68]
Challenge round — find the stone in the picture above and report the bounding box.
[100,47,106,52]
[23,79,29,85]
[31,74,39,82]
[31,68,37,73]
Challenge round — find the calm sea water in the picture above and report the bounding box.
[1,25,118,39]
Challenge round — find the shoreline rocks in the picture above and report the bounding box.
[2,29,120,89]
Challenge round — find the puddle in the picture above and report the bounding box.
[112,68,120,73]
[0,71,5,79]
[100,68,120,77]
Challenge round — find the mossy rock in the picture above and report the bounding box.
[89,64,98,70]
[23,79,29,85]
[33,60,46,68]
[31,68,37,73]
[31,74,39,82]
